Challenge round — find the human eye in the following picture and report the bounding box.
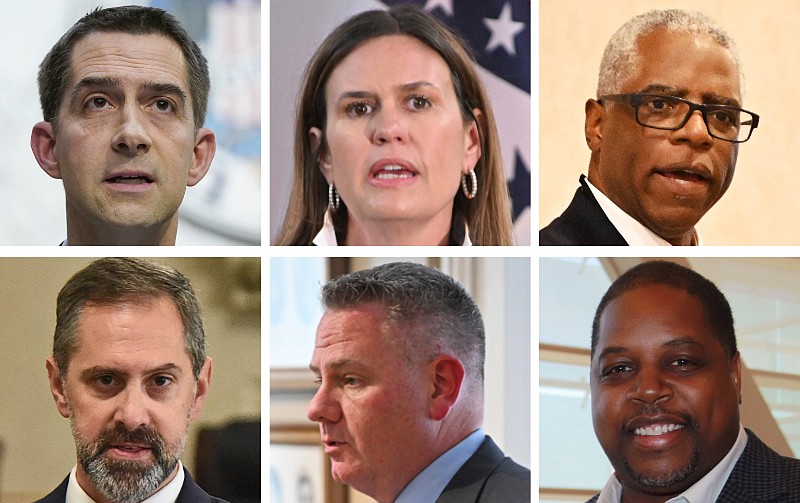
[709,108,739,128]
[601,363,633,379]
[85,95,113,111]
[151,374,174,387]
[407,94,432,111]
[342,375,363,387]
[345,101,373,118]
[642,95,678,113]
[668,357,702,371]
[96,374,116,386]
[149,98,177,114]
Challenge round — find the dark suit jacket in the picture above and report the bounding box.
[585,429,800,503]
[437,436,531,502]
[34,467,230,503]
[540,175,628,246]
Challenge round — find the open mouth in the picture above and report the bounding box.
[107,174,154,184]
[656,169,709,183]
[634,423,685,437]
[373,164,416,180]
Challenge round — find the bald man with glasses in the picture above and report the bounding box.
[540,9,758,246]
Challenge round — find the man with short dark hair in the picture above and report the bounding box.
[30,6,216,245]
[588,260,800,502]
[540,10,758,246]
[37,258,227,502]
[307,262,530,502]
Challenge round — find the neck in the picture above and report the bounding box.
[66,211,179,246]
[345,211,452,246]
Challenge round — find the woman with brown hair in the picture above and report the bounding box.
[274,5,513,246]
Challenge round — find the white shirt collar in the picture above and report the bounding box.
[596,424,747,503]
[584,178,701,246]
[66,461,185,503]
[395,428,485,503]
[312,209,472,246]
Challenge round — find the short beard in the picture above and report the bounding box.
[620,413,700,489]
[71,420,186,503]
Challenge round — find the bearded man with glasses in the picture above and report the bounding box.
[540,9,757,246]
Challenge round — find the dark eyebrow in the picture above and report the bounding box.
[335,81,439,105]
[70,76,121,105]
[79,363,182,379]
[140,81,188,106]
[596,337,703,362]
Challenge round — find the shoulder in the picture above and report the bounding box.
[451,436,531,502]
[720,429,800,501]
[540,177,626,246]
[33,475,69,503]
[178,468,232,503]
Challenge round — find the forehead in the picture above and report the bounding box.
[326,34,454,97]
[625,29,741,101]
[595,284,723,354]
[67,32,189,94]
[311,304,402,368]
[70,297,190,369]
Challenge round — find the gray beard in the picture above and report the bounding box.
[71,420,186,503]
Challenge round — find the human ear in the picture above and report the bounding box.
[189,357,213,420]
[31,122,62,179]
[46,356,70,418]
[585,99,607,154]
[187,128,216,186]
[463,108,484,174]
[730,351,742,403]
[428,355,465,421]
[310,126,334,184]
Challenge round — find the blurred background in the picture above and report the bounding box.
[0,257,261,502]
[270,257,531,503]
[540,257,800,502]
[0,0,260,245]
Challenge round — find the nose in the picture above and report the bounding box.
[672,110,713,147]
[113,385,151,430]
[370,105,409,145]
[629,367,673,405]
[111,105,152,156]
[307,383,342,423]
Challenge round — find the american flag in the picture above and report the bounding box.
[381,0,531,244]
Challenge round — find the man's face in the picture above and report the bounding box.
[47,296,210,502]
[40,32,213,235]
[590,284,741,499]
[307,303,436,500]
[588,29,740,243]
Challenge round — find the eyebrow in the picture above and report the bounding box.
[309,358,362,374]
[79,362,183,379]
[69,77,188,107]
[637,83,741,108]
[334,80,439,104]
[596,337,703,362]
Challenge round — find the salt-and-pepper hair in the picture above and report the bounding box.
[596,9,744,98]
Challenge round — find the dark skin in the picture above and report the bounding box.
[591,284,741,502]
[586,29,740,245]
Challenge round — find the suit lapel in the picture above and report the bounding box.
[716,430,786,502]
[435,437,505,503]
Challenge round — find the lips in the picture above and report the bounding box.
[368,158,418,186]
[653,163,712,184]
[105,171,154,184]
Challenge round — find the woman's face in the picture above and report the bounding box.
[311,35,481,232]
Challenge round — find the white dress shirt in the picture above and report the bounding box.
[66,461,185,503]
[585,178,701,246]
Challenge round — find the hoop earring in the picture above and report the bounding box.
[328,184,340,211]
[461,169,477,199]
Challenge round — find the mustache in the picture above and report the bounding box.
[92,423,166,459]
[620,405,695,433]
